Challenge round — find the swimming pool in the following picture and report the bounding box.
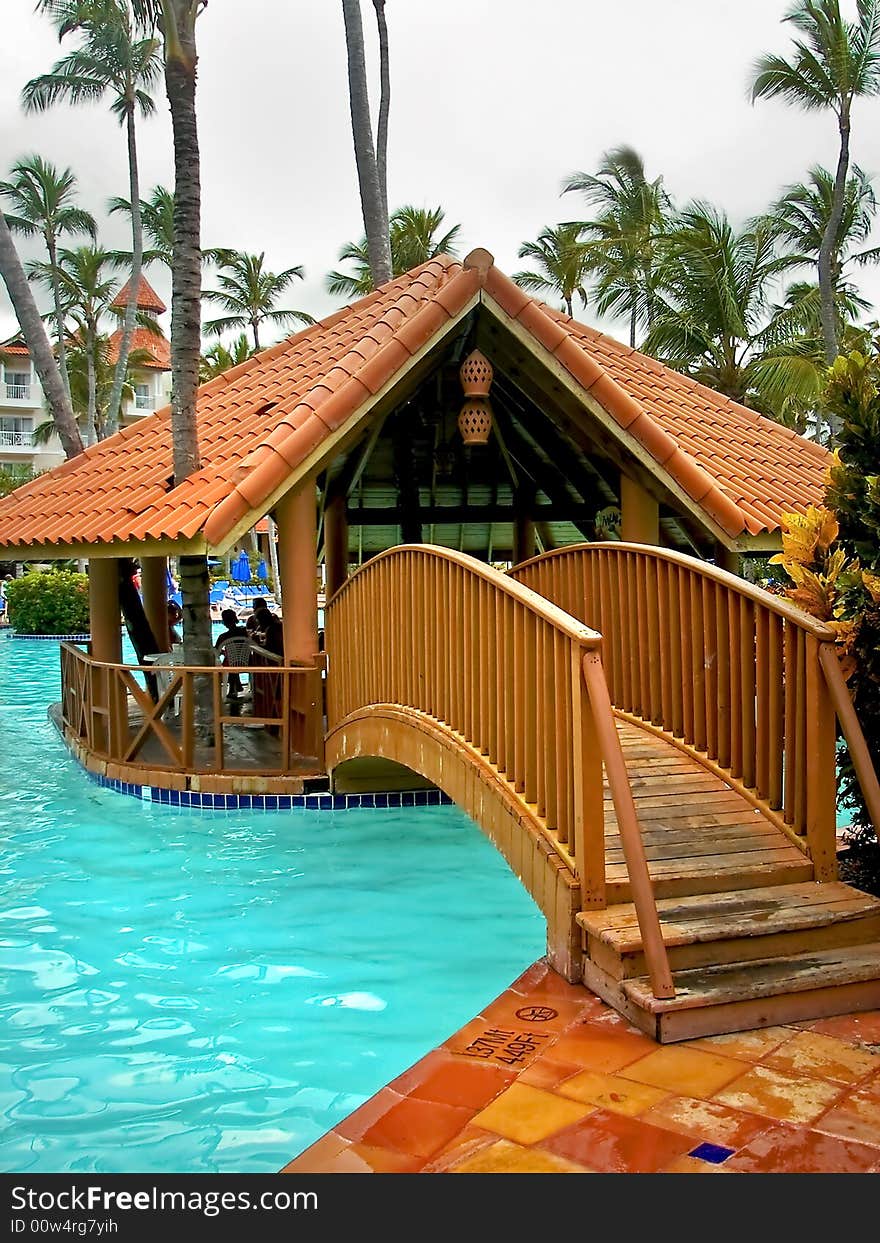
[0,633,546,1173]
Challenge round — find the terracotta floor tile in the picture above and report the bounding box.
[760,1030,880,1086]
[517,1057,584,1090]
[443,1017,558,1069]
[542,1107,695,1174]
[334,1087,403,1142]
[479,990,594,1035]
[714,1065,845,1125]
[470,1082,594,1145]
[690,1026,795,1063]
[812,1090,880,1148]
[360,1095,475,1159]
[280,1131,350,1173]
[387,1049,450,1097]
[620,1046,745,1097]
[450,1139,591,1174]
[724,1123,880,1174]
[793,1010,880,1045]
[422,1125,498,1172]
[408,1056,516,1110]
[548,1022,657,1074]
[556,1069,669,1117]
[858,1070,880,1101]
[347,1142,426,1173]
[641,1094,775,1150]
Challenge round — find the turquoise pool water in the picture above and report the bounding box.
[0,633,545,1174]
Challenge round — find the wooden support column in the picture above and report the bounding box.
[141,556,170,652]
[324,490,349,599]
[512,486,536,565]
[89,557,122,662]
[715,542,741,576]
[620,474,660,545]
[276,479,319,665]
[88,556,123,756]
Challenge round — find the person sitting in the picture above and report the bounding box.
[252,606,284,658]
[245,597,269,636]
[215,608,249,698]
[167,599,183,645]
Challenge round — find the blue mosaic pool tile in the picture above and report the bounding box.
[401,791,415,806]
[332,794,346,809]
[251,796,265,810]
[688,1142,735,1165]
[374,792,389,807]
[357,793,375,808]
[168,790,180,806]
[319,795,333,809]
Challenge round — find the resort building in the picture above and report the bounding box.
[1,250,879,1042]
[0,272,171,478]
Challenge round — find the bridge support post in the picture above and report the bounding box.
[140,556,170,652]
[276,479,320,664]
[88,556,123,754]
[620,475,659,545]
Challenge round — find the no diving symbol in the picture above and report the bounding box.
[515,1005,558,1022]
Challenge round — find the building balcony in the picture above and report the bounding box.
[3,383,40,406]
[0,429,34,450]
[134,394,154,410]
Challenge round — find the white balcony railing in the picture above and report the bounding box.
[5,383,31,401]
[134,394,154,410]
[0,429,34,448]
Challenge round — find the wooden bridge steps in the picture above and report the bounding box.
[582,720,880,1040]
[605,722,813,902]
[616,944,880,1043]
[579,882,880,977]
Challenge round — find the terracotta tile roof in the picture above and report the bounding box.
[481,264,828,539]
[111,274,167,316]
[109,326,171,371]
[0,251,829,554]
[0,258,477,552]
[1,335,30,357]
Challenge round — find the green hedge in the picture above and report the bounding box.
[6,570,90,635]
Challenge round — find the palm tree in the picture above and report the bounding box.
[109,182,173,268]
[642,202,812,413]
[203,251,314,353]
[373,0,390,222]
[514,223,592,318]
[124,0,212,677]
[327,204,462,297]
[0,155,95,398]
[27,0,162,435]
[341,0,392,286]
[751,0,880,362]
[199,332,253,381]
[563,146,671,347]
[765,164,880,299]
[0,206,83,458]
[31,244,121,443]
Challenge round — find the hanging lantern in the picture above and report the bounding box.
[457,397,493,445]
[459,349,493,396]
[458,349,493,445]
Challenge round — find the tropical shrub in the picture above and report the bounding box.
[772,347,880,854]
[5,570,90,635]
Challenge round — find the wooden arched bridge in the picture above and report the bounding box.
[324,542,880,1042]
[55,542,880,1042]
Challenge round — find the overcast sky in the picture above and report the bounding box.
[3,0,880,344]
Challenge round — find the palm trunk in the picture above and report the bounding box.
[630,303,637,349]
[86,333,98,443]
[341,0,392,286]
[47,233,71,400]
[0,207,82,459]
[373,0,390,222]
[565,295,573,318]
[106,103,144,437]
[164,10,213,685]
[818,110,850,367]
[252,320,260,353]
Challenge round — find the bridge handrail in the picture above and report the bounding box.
[325,543,675,1001]
[510,542,876,876]
[513,542,836,638]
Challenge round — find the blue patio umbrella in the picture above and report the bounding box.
[230,549,251,582]
[256,558,268,581]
